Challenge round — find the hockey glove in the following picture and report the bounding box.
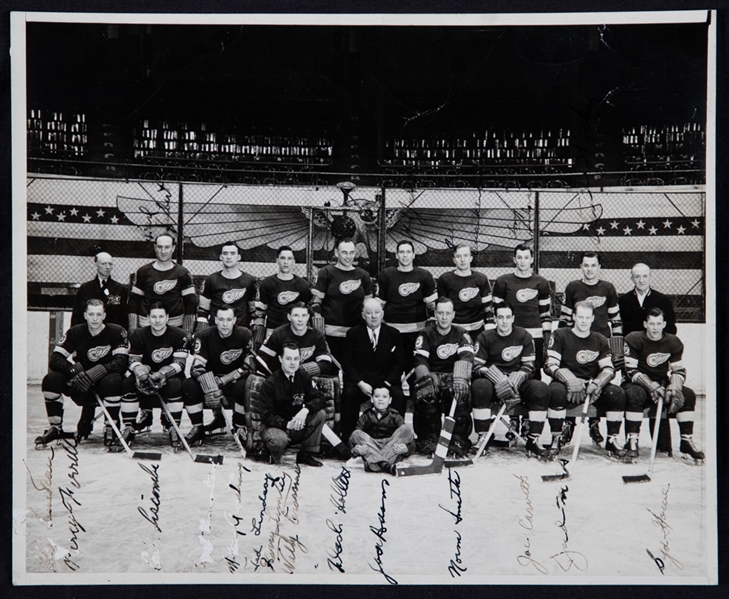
[554,368,587,404]
[299,361,321,378]
[182,314,196,335]
[69,371,93,393]
[507,370,529,393]
[311,313,325,335]
[133,364,152,390]
[665,373,685,414]
[483,365,517,402]
[587,368,615,402]
[413,364,437,402]
[452,360,472,403]
[148,371,166,390]
[198,371,224,410]
[217,368,245,388]
[633,373,665,403]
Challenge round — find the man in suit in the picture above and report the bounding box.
[341,298,405,443]
[71,252,129,330]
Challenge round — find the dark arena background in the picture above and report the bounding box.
[16,12,716,585]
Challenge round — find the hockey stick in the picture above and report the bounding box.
[94,394,162,461]
[221,407,247,459]
[623,396,664,484]
[153,392,224,465]
[473,402,508,461]
[542,394,591,482]
[396,394,458,477]
[498,414,528,445]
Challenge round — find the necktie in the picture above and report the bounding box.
[371,330,377,350]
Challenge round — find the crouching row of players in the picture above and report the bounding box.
[410,297,703,463]
[36,294,703,468]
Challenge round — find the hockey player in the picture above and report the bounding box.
[197,241,257,330]
[121,302,189,449]
[412,296,474,456]
[544,300,627,459]
[492,244,552,377]
[310,237,373,365]
[619,263,678,454]
[253,246,312,340]
[341,298,406,442]
[71,252,128,330]
[472,303,551,458]
[376,240,437,377]
[436,243,494,338]
[257,343,328,467]
[257,302,337,378]
[622,307,703,461]
[128,234,197,334]
[349,385,415,475]
[182,306,254,446]
[558,251,623,445]
[38,299,129,447]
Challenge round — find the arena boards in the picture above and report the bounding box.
[11,9,718,587]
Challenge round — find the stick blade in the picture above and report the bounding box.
[542,473,570,482]
[132,451,163,461]
[444,458,473,468]
[623,474,651,484]
[396,456,445,477]
[195,454,224,465]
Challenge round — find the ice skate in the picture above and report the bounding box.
[680,438,704,463]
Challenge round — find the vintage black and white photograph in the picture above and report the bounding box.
[11,9,718,584]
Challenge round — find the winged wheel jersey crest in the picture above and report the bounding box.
[398,282,421,297]
[220,349,243,365]
[576,350,599,364]
[87,345,111,362]
[516,288,539,302]
[436,343,459,360]
[501,345,524,362]
[277,291,300,305]
[153,279,177,295]
[647,352,672,368]
[151,347,173,363]
[222,288,246,304]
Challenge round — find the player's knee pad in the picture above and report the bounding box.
[523,379,550,411]
[548,381,568,410]
[622,382,649,411]
[471,378,495,409]
[98,373,123,398]
[600,383,626,412]
[675,386,696,412]
[182,377,204,406]
[164,375,183,399]
[42,371,68,395]
[120,375,137,395]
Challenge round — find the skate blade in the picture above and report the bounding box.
[682,454,704,464]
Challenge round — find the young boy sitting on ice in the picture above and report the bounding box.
[349,385,415,475]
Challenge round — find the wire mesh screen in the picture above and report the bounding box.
[26,175,705,322]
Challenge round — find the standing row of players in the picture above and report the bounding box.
[38,234,702,466]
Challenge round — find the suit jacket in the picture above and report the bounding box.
[71,276,129,329]
[343,323,405,389]
[618,288,677,336]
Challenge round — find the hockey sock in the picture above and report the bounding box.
[233,402,246,429]
[186,402,204,426]
[104,397,121,426]
[624,410,643,435]
[527,417,545,437]
[120,394,139,428]
[676,413,694,437]
[472,407,491,433]
[43,392,64,427]
[167,398,184,426]
[605,415,623,437]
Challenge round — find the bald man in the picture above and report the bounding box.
[341,298,406,443]
[71,252,129,329]
[618,263,677,336]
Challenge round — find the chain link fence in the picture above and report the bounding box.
[27,174,705,322]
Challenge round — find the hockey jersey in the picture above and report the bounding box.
[52,323,129,374]
[191,325,252,376]
[128,325,189,372]
[546,328,612,381]
[559,279,621,337]
[258,324,333,375]
[256,274,312,330]
[377,266,437,333]
[624,331,686,383]
[198,270,257,327]
[437,270,493,332]
[473,326,535,375]
[492,273,551,338]
[312,265,373,336]
[413,325,474,374]
[129,263,197,326]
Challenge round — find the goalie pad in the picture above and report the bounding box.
[413,364,436,402]
[300,361,321,378]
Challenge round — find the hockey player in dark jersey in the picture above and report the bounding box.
[38,299,129,447]
[310,237,373,365]
[437,243,494,338]
[472,303,551,458]
[71,252,129,330]
[622,308,703,462]
[197,241,257,330]
[121,302,189,449]
[182,306,255,446]
[253,246,312,341]
[257,343,328,467]
[128,234,197,334]
[257,302,336,378]
[492,245,552,377]
[558,251,623,446]
[412,296,474,456]
[544,301,627,459]
[377,239,437,378]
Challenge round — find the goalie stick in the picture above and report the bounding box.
[623,396,664,484]
[396,393,462,477]
[94,393,162,461]
[322,422,351,460]
[542,393,591,482]
[153,392,224,465]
